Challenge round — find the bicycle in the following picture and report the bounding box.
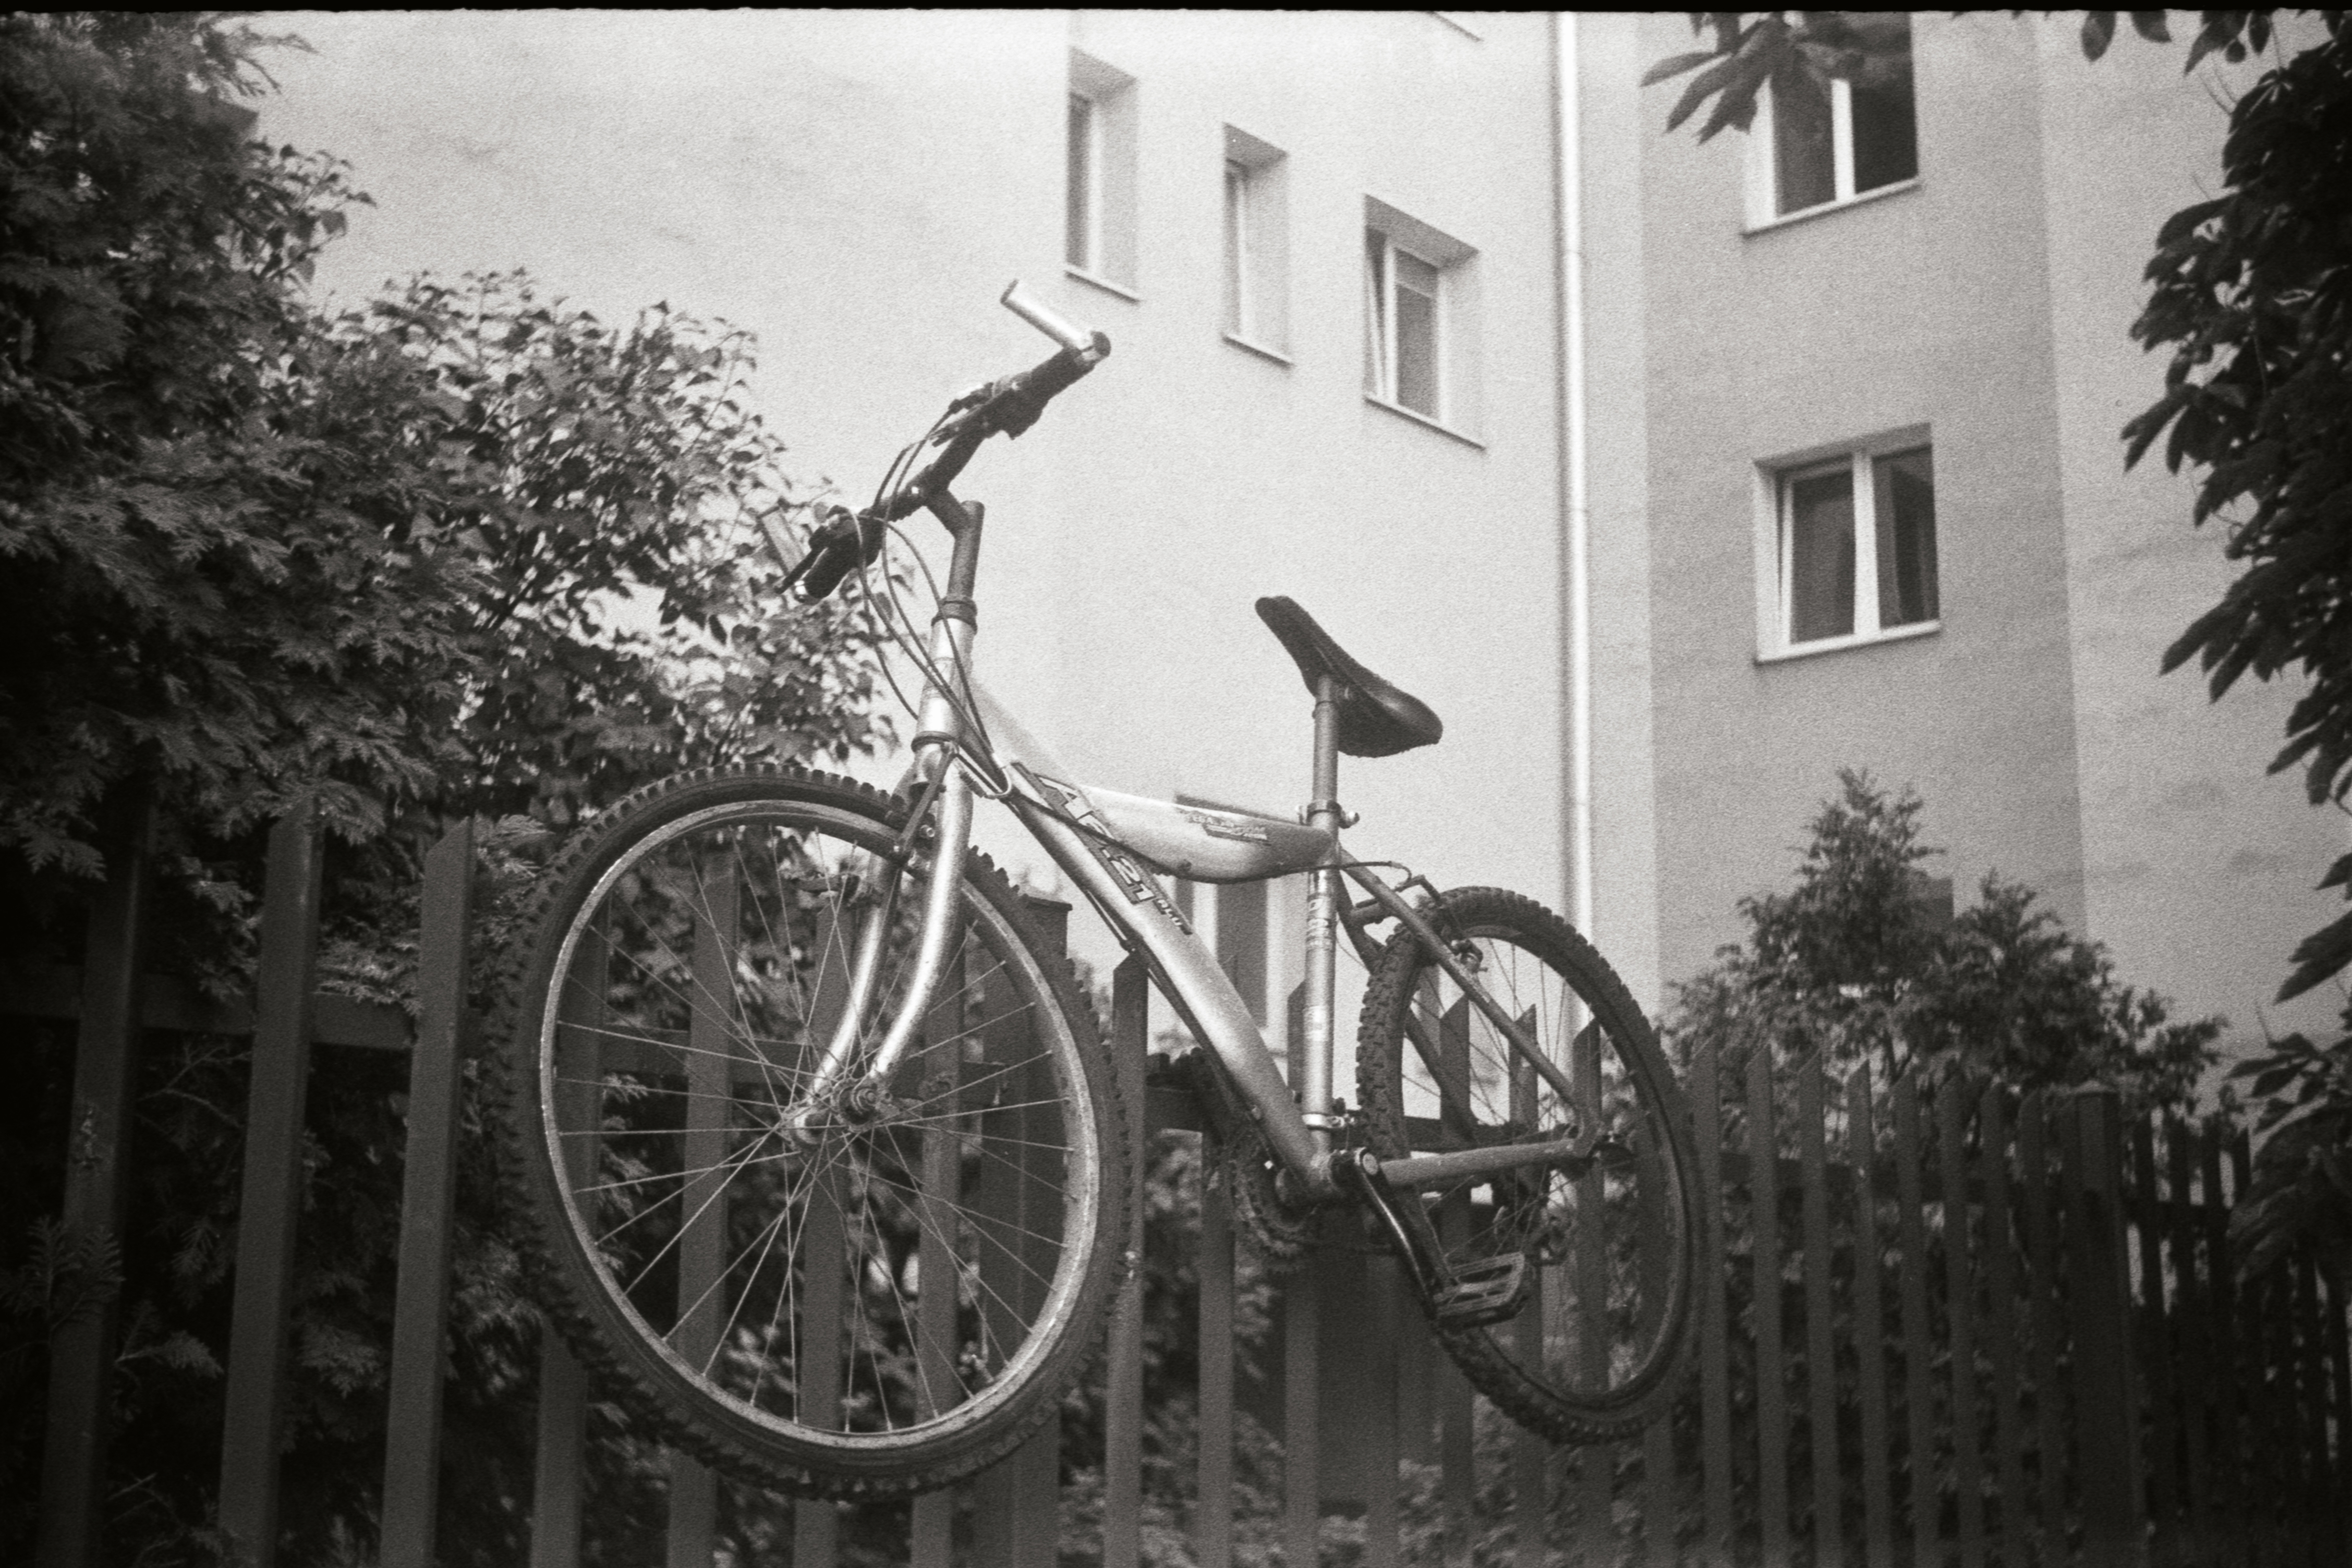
[492,284,1699,1499]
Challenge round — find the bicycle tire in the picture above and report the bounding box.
[492,765,1131,1497]
[1355,886,1696,1442]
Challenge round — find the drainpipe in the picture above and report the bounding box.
[1553,12,1594,939]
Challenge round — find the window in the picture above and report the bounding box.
[1363,198,1480,437]
[1762,437,1938,657]
[1221,127,1288,354]
[1067,52,1137,290]
[1751,13,1918,223]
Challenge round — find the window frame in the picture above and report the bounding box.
[1743,17,1920,231]
[1066,51,1139,295]
[1362,197,1482,442]
[1221,125,1289,358]
[1753,429,1941,663]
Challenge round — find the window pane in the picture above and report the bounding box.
[1364,230,1389,396]
[1787,468,1856,642]
[1772,64,1835,214]
[1849,13,1918,192]
[1874,447,1938,627]
[1393,251,1440,417]
[1066,94,1094,269]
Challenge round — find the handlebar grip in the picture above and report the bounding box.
[792,507,886,602]
[1001,281,1105,358]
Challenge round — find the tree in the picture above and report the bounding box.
[1643,9,2352,1003]
[1664,769,2223,1114]
[0,14,891,1561]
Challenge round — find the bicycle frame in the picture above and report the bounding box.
[805,492,1590,1203]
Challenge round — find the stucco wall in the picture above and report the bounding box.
[258,10,1570,986]
[1632,13,2089,999]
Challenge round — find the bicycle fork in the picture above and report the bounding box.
[791,495,987,1136]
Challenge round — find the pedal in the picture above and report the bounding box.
[1433,1253,1529,1330]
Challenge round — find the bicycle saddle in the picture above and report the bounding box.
[1255,595,1444,758]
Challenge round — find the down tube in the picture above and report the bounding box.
[999,788,1324,1184]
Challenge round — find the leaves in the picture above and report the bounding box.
[1666,771,2222,1119]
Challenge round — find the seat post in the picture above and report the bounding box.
[1299,676,1344,1150]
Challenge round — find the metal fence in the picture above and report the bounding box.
[18,810,2352,1565]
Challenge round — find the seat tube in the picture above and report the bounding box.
[1299,676,1344,1157]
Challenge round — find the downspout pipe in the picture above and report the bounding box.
[1553,12,1595,939]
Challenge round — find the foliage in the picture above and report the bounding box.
[0,13,892,1565]
[2225,1026,2352,1281]
[1665,770,2222,1113]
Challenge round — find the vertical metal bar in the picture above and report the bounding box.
[1571,1019,1612,1564]
[670,865,739,1568]
[1103,956,1149,1568]
[1638,1125,1676,1567]
[1198,1119,1235,1568]
[217,803,325,1568]
[1748,1036,1790,1567]
[1286,1254,1323,1568]
[530,920,604,1568]
[1846,1066,1896,1568]
[1366,1249,1404,1568]
[2200,1124,2246,1568]
[2017,1095,2066,1564]
[1977,1088,2028,1568]
[380,821,477,1568]
[792,892,856,1568]
[1892,1074,1938,1568]
[2066,1089,2146,1568]
[2131,1117,2179,1568]
[35,797,154,1568]
[1799,1054,1841,1565]
[910,942,968,1568]
[2164,1120,2212,1568]
[1938,1081,1985,1568]
[1692,1040,1735,1564]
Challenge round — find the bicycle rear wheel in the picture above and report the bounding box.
[493,767,1129,1497]
[1355,887,1695,1442]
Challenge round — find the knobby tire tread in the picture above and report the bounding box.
[1354,886,1696,1444]
[488,764,1133,1499]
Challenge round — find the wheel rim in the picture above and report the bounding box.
[1379,915,1690,1417]
[534,798,1102,1455]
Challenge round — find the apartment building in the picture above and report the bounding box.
[261,10,1577,1036]
[1573,13,2343,1053]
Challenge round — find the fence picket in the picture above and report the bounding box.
[1798,1055,1841,1566]
[2199,1120,2246,1568]
[380,821,477,1568]
[1974,1087,2026,1568]
[217,803,325,1568]
[1749,1037,1792,1567]
[1368,1249,1405,1568]
[1845,1066,1897,1568]
[2131,1117,2179,1567]
[1691,1040,1736,1565]
[2162,1119,2211,1568]
[1572,1020,1613,1565]
[2014,1094,2064,1567]
[1102,958,1149,1568]
[908,945,968,1568]
[1198,1120,1235,1568]
[1890,1075,1939,1568]
[1937,1081,1985,1568]
[35,798,154,1568]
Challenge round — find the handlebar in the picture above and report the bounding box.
[785,282,1109,602]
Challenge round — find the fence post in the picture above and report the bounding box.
[1103,956,1149,1568]
[2067,1087,2148,1568]
[35,795,156,1568]
[379,820,476,1568]
[217,802,326,1568]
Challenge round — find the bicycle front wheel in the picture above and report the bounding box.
[494,767,1130,1497]
[1356,887,1696,1442]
